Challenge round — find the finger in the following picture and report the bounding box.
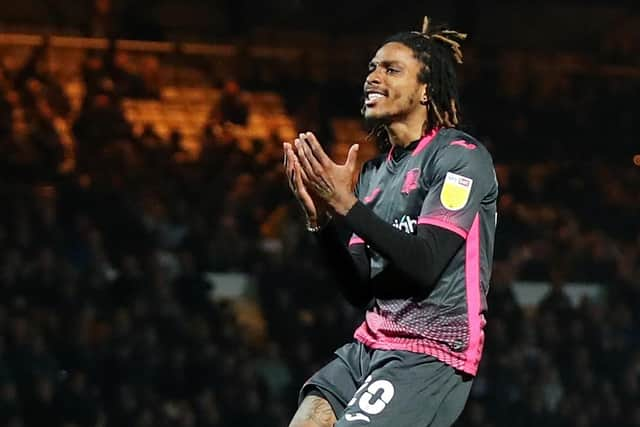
[285,145,294,175]
[291,154,307,187]
[298,160,310,184]
[302,140,334,196]
[294,158,307,197]
[345,144,360,171]
[294,158,316,211]
[285,146,298,191]
[297,141,331,197]
[295,138,318,181]
[303,132,332,166]
[301,138,325,177]
[292,146,310,184]
[283,142,291,173]
[283,142,290,168]
[299,132,326,169]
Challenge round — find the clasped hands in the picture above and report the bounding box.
[283,132,359,228]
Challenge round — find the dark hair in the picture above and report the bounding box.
[366,17,467,151]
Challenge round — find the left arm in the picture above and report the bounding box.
[343,201,463,292]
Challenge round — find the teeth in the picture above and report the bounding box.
[367,93,384,100]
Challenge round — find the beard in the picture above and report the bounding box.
[361,92,424,153]
[363,110,389,128]
[362,92,421,127]
[362,91,420,119]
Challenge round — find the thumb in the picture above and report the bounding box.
[345,144,360,170]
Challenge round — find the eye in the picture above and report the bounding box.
[386,67,399,74]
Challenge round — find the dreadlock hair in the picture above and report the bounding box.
[366,16,467,152]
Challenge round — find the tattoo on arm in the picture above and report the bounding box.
[291,395,336,427]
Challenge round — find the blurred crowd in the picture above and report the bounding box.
[0,41,638,427]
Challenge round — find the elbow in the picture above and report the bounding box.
[401,269,439,298]
[415,269,446,297]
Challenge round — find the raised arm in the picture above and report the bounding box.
[283,141,372,307]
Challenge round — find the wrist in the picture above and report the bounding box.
[330,193,358,216]
[306,211,332,232]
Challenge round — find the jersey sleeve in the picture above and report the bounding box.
[418,142,496,239]
[349,161,369,247]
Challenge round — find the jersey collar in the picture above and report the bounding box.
[386,127,441,164]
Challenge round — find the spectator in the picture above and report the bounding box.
[210,79,250,126]
[89,0,118,38]
[106,50,148,99]
[72,90,131,171]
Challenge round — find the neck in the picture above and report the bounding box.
[386,110,428,148]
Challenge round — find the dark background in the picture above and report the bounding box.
[0,1,638,427]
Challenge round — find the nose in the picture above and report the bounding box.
[366,76,380,88]
[366,67,382,86]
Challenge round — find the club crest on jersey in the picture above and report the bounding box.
[440,172,473,211]
[401,168,420,194]
[363,187,382,203]
[392,215,417,234]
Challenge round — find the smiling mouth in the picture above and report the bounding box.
[364,91,387,107]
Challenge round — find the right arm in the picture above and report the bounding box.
[314,222,371,308]
[284,142,372,308]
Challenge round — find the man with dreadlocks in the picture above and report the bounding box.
[283,16,497,427]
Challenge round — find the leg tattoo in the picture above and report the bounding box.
[289,395,337,427]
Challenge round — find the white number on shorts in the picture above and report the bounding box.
[345,376,395,423]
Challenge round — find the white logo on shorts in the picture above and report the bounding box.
[345,375,395,423]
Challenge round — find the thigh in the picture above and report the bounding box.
[426,372,473,427]
[298,342,371,419]
[335,351,473,427]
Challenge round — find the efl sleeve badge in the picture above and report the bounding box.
[440,171,473,211]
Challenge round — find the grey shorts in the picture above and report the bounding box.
[299,341,473,427]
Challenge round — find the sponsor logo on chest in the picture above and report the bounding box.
[392,215,417,234]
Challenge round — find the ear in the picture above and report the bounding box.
[420,84,429,105]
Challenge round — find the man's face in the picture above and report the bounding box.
[363,42,427,122]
